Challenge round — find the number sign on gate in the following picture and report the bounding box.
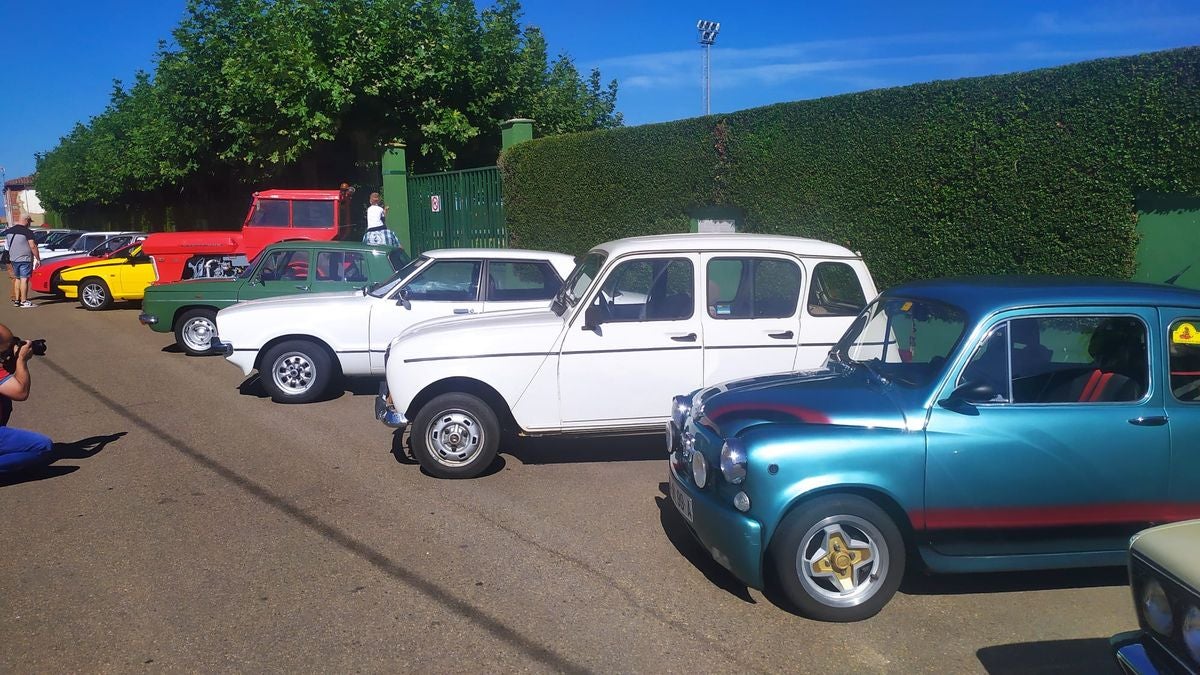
[430,195,442,213]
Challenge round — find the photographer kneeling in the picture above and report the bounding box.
[0,323,51,474]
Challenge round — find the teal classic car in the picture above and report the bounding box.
[140,240,407,355]
[667,277,1200,622]
[1110,519,1200,674]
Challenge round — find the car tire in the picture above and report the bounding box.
[770,494,905,622]
[411,393,500,479]
[79,277,112,310]
[174,308,218,356]
[260,340,333,404]
[49,270,64,296]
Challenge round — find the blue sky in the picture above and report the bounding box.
[1,0,1197,181]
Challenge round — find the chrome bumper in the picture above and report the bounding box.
[375,382,408,429]
[210,339,234,357]
[138,312,158,326]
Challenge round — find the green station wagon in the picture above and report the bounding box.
[140,240,407,355]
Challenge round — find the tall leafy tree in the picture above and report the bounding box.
[37,0,622,213]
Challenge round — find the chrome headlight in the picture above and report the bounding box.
[691,450,708,489]
[1141,579,1174,636]
[720,438,747,484]
[1184,605,1200,663]
[665,421,678,453]
[671,395,691,429]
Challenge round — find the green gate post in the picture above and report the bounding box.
[501,119,534,151]
[381,142,412,252]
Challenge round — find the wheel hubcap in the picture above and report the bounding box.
[425,409,483,467]
[83,284,104,306]
[271,352,315,394]
[797,516,888,607]
[182,317,215,351]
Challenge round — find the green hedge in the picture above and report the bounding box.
[501,48,1200,288]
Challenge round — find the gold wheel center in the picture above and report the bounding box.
[810,531,873,592]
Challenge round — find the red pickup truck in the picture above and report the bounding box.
[142,187,363,282]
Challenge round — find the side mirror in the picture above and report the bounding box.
[582,303,605,332]
[938,379,997,414]
[396,287,412,309]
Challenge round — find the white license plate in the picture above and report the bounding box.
[670,476,693,523]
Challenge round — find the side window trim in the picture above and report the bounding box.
[704,254,802,320]
[482,259,561,302]
[580,254,697,324]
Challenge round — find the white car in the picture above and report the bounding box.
[375,233,879,478]
[214,248,577,403]
[40,231,144,261]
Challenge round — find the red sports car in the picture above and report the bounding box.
[31,234,145,296]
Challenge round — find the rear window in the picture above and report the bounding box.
[486,261,562,301]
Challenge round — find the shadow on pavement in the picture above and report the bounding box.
[506,433,665,465]
[0,431,125,487]
[654,482,756,603]
[900,565,1126,596]
[977,637,1121,674]
[237,375,349,403]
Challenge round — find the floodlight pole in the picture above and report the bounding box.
[697,20,720,116]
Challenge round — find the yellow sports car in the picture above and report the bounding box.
[59,244,158,310]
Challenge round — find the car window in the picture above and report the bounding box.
[258,250,311,282]
[1168,320,1200,402]
[809,262,868,316]
[316,251,368,282]
[959,316,1148,404]
[404,260,481,302]
[706,257,800,319]
[594,257,694,322]
[249,200,290,227]
[486,261,561,302]
[293,201,334,229]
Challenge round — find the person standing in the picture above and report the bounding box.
[363,192,401,248]
[3,216,40,307]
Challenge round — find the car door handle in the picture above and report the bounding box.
[670,333,697,342]
[768,330,794,339]
[295,284,310,291]
[453,308,475,315]
[1128,416,1169,426]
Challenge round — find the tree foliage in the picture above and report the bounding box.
[36,0,622,215]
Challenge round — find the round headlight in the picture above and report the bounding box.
[691,450,708,489]
[1141,579,1174,636]
[720,439,747,484]
[665,421,677,453]
[1184,605,1200,663]
[671,395,691,428]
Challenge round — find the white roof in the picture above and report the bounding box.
[423,248,574,263]
[592,233,861,260]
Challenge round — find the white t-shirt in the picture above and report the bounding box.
[367,204,386,230]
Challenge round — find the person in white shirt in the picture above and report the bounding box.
[363,193,401,248]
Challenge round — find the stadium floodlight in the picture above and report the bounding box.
[697,20,721,114]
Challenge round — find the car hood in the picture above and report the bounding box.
[1131,519,1200,591]
[389,308,564,360]
[692,364,909,437]
[146,278,239,295]
[223,290,364,314]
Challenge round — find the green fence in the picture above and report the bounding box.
[406,166,506,254]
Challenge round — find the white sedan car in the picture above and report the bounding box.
[213,248,576,403]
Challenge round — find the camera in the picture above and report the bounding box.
[12,337,47,357]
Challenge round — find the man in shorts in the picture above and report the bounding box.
[3,216,41,307]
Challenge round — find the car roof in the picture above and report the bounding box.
[423,248,574,263]
[887,276,1200,316]
[590,233,861,259]
[262,240,393,252]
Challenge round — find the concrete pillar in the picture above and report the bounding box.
[381,142,412,252]
[501,119,535,151]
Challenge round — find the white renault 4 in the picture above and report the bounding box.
[376,233,878,478]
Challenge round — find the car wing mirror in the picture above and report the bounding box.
[396,287,412,309]
[938,379,997,414]
[581,303,605,332]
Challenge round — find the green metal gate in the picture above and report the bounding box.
[407,166,507,254]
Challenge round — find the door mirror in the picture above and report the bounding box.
[582,303,605,332]
[938,379,998,413]
[396,287,412,309]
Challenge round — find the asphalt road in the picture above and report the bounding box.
[0,292,1131,673]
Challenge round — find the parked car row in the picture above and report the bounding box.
[31,227,1200,645]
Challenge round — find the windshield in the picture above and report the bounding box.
[832,296,968,387]
[555,252,605,313]
[368,255,428,298]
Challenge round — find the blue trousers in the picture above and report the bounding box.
[0,426,54,473]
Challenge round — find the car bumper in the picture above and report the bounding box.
[667,463,765,589]
[139,312,159,326]
[1109,630,1189,674]
[210,339,235,357]
[375,382,408,429]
